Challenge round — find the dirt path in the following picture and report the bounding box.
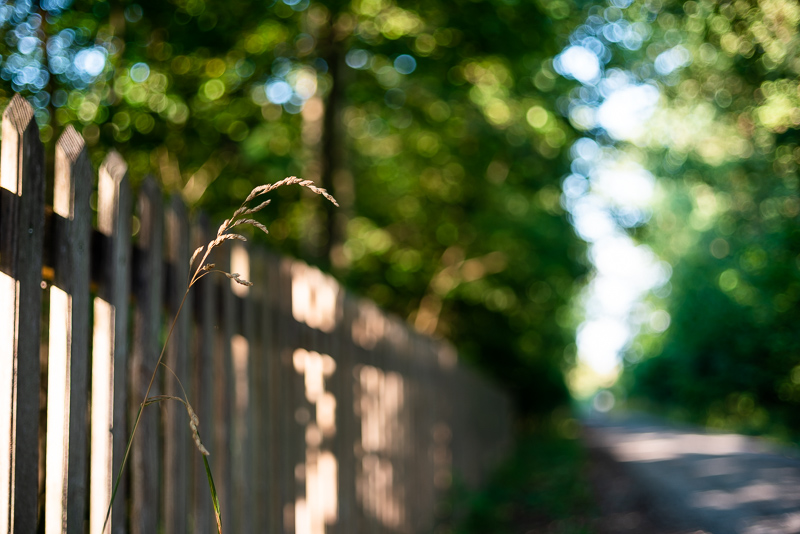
[585,436,700,534]
[583,413,800,534]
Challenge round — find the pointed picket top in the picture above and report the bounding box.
[100,150,128,184]
[1,94,42,196]
[98,151,130,236]
[140,174,160,199]
[54,126,91,220]
[138,176,163,248]
[169,191,187,216]
[56,125,87,164]
[168,193,187,231]
[2,93,35,133]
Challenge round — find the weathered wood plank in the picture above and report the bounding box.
[214,245,233,534]
[90,150,132,534]
[44,125,92,534]
[249,250,268,533]
[317,292,341,534]
[266,252,283,534]
[421,339,438,531]
[273,254,294,533]
[164,194,190,534]
[410,335,428,534]
[0,94,45,534]
[190,216,213,534]
[337,294,357,534]
[229,242,253,534]
[130,177,163,534]
[281,257,303,533]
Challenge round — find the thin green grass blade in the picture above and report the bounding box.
[203,453,223,534]
[102,403,144,533]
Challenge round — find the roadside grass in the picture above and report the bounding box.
[443,417,597,534]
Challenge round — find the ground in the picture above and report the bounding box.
[585,433,703,534]
[446,411,800,534]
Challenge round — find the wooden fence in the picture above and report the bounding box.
[0,93,511,534]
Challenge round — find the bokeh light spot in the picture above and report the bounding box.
[130,62,150,83]
[555,46,601,85]
[345,49,369,69]
[393,54,416,74]
[74,47,106,77]
[266,80,293,104]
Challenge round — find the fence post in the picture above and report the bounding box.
[164,194,190,534]
[90,150,132,534]
[243,245,282,534]
[230,242,253,534]
[249,250,269,532]
[281,257,302,533]
[0,94,45,534]
[44,125,92,534]
[131,177,163,534]
[335,295,354,534]
[190,216,214,534]
[265,252,283,534]
[212,246,234,534]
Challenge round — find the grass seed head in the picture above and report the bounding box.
[189,246,204,270]
[186,403,210,456]
[225,272,254,286]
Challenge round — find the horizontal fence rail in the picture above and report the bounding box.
[0,94,511,534]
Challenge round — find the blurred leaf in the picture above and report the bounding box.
[204,451,223,534]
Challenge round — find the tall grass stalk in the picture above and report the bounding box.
[102,177,338,534]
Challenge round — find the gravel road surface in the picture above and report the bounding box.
[583,413,800,534]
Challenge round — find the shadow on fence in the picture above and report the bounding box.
[0,93,511,534]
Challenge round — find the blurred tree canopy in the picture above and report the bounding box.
[563,0,800,436]
[0,0,589,414]
[633,0,800,436]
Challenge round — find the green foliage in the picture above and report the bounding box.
[610,0,800,437]
[446,423,596,534]
[632,165,800,436]
[0,0,587,413]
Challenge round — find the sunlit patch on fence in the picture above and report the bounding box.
[231,334,250,433]
[292,263,339,332]
[89,297,113,534]
[45,285,70,534]
[0,271,15,532]
[230,244,250,297]
[356,364,407,529]
[293,348,339,534]
[352,300,385,350]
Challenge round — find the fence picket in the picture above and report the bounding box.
[190,216,214,534]
[44,125,92,534]
[335,294,356,534]
[90,150,132,534]
[130,177,163,534]
[266,252,283,534]
[250,249,270,532]
[214,245,234,534]
[164,194,190,534]
[276,255,294,532]
[230,242,254,534]
[0,94,45,534]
